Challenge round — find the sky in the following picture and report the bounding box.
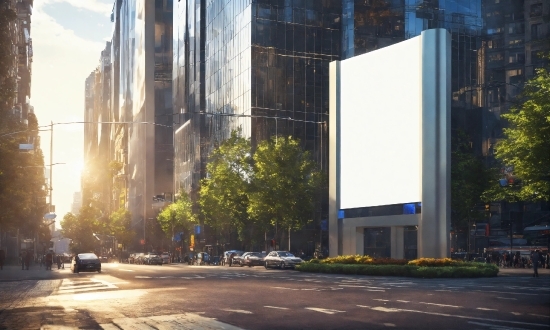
[31,0,114,228]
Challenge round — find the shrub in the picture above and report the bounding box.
[408,258,459,267]
[319,255,408,265]
[295,262,498,278]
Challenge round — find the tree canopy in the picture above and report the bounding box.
[199,130,252,242]
[451,130,491,229]
[248,136,323,241]
[484,62,550,202]
[157,191,197,241]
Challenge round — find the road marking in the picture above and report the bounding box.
[497,297,517,300]
[474,290,537,296]
[357,305,371,308]
[264,306,289,310]
[271,286,299,291]
[221,309,253,314]
[305,307,346,315]
[477,307,498,311]
[366,289,385,292]
[118,269,134,272]
[366,306,549,327]
[511,312,522,316]
[372,307,400,312]
[396,300,410,303]
[418,302,462,308]
[530,314,550,318]
[135,276,151,279]
[383,323,396,327]
[468,321,529,330]
[373,299,389,302]
[435,290,452,292]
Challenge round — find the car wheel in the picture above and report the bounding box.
[97,269,101,273]
[264,261,269,269]
[280,262,285,269]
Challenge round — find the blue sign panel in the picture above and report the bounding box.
[194,225,201,235]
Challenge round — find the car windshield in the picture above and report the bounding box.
[78,253,98,260]
[278,252,294,257]
[248,252,262,257]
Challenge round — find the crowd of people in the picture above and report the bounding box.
[485,249,548,277]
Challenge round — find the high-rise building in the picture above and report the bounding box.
[172,1,548,255]
[173,1,341,234]
[114,0,173,246]
[82,42,113,209]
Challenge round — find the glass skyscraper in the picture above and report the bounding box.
[171,0,548,254]
[174,0,341,196]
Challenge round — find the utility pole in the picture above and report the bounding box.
[49,121,53,213]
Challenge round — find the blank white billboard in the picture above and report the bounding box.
[339,36,422,209]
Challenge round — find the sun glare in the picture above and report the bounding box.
[72,160,84,175]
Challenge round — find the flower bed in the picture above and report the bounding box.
[297,256,498,278]
[315,255,408,265]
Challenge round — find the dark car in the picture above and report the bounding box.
[144,254,163,265]
[240,252,265,267]
[264,251,303,269]
[71,253,101,273]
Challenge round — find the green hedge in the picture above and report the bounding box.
[295,263,499,278]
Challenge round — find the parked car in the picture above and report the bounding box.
[161,252,171,264]
[240,252,265,267]
[71,253,102,273]
[144,254,163,265]
[223,250,244,266]
[264,251,303,269]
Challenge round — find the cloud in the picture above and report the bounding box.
[35,0,113,16]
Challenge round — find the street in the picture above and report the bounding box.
[0,263,549,330]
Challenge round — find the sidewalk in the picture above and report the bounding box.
[498,266,550,277]
[0,264,66,282]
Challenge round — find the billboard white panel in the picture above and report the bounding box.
[339,36,422,209]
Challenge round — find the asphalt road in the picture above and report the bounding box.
[0,262,549,329]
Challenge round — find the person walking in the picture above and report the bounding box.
[24,249,31,270]
[531,249,540,278]
[20,250,27,270]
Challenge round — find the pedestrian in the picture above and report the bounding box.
[45,250,53,270]
[531,249,540,278]
[0,248,5,270]
[24,249,31,270]
[20,250,27,270]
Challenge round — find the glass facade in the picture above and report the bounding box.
[171,0,549,252]
[174,0,341,201]
[117,0,173,228]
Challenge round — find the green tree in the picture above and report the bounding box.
[60,206,103,254]
[248,136,323,245]
[451,130,492,229]
[157,192,197,249]
[484,62,550,201]
[199,130,252,243]
[108,208,135,249]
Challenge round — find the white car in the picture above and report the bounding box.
[264,251,303,269]
[161,252,170,264]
